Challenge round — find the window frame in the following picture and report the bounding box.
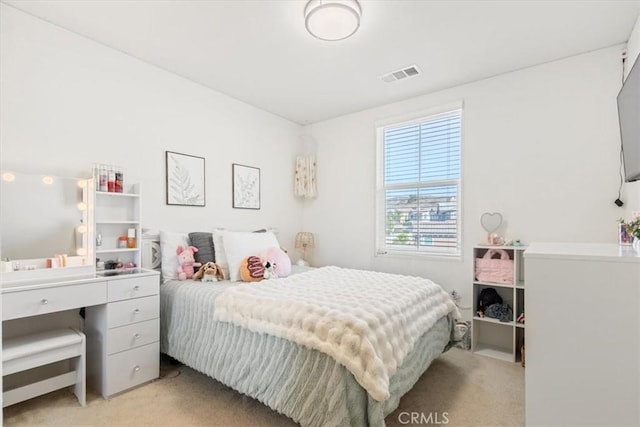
[375,103,464,260]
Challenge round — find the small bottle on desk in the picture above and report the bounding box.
[107,166,115,192]
[127,228,136,249]
[99,164,108,192]
[115,167,123,193]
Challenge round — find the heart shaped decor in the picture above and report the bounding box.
[480,212,503,234]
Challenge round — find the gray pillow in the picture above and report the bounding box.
[188,232,215,264]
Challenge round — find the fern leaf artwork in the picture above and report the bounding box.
[233,164,260,209]
[166,151,205,206]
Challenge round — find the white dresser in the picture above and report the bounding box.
[85,271,160,398]
[525,243,640,427]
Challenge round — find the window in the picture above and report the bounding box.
[376,107,462,257]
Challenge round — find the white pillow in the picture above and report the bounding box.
[160,230,190,281]
[223,231,280,281]
[211,229,229,279]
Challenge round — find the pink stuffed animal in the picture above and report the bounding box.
[176,245,201,280]
[260,247,291,278]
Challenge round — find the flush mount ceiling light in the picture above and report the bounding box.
[304,0,361,41]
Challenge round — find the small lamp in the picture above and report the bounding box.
[295,232,315,267]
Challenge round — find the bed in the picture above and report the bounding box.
[145,232,459,427]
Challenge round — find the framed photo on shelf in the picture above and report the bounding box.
[232,163,260,209]
[619,223,632,245]
[166,151,205,207]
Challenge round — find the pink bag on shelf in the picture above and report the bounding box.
[475,249,514,284]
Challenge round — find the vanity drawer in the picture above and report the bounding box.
[104,342,159,397]
[108,275,159,302]
[107,319,159,355]
[107,295,159,328]
[3,281,107,321]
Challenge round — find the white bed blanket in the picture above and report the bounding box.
[213,266,459,401]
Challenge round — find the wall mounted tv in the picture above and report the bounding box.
[618,54,640,182]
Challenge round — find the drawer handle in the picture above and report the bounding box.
[133,285,140,291]
[134,333,141,340]
[133,309,140,315]
[41,298,48,305]
[134,365,141,372]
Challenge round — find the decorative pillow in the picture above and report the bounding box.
[160,230,190,281]
[260,247,291,278]
[188,232,215,265]
[211,229,229,279]
[240,256,265,282]
[223,231,280,281]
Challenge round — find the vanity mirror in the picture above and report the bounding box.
[0,171,94,281]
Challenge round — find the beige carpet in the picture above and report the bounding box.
[3,349,523,426]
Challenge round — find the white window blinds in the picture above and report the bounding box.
[378,108,462,256]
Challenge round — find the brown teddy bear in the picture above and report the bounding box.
[193,262,224,282]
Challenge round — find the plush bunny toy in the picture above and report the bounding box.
[176,245,201,280]
[193,262,225,282]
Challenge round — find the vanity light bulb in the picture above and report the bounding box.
[77,202,87,211]
[77,225,87,234]
[2,172,15,182]
[77,248,87,256]
[42,176,54,185]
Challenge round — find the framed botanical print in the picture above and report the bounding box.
[166,151,205,207]
[232,163,260,209]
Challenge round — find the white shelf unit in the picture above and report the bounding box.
[94,185,141,269]
[471,245,526,363]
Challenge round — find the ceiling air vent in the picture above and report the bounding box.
[379,65,421,83]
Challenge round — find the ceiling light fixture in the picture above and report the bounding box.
[304,0,361,41]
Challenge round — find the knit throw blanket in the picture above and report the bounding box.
[213,266,459,401]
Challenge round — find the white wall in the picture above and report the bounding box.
[624,15,640,215]
[0,5,304,248]
[302,46,625,314]
[0,4,631,315]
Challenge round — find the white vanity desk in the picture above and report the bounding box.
[2,268,160,400]
[1,172,160,415]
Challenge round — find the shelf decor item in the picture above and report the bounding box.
[294,155,317,199]
[618,221,632,245]
[93,163,124,193]
[166,151,205,207]
[475,249,514,284]
[619,215,640,251]
[232,163,260,209]
[480,212,503,245]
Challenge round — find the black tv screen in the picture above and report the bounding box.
[618,55,640,182]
